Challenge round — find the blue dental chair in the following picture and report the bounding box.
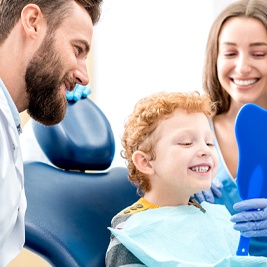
[23,98,138,267]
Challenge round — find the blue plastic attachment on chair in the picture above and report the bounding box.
[32,98,115,171]
[235,103,267,256]
[24,98,139,266]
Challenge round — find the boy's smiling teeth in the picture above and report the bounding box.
[233,79,257,86]
[190,166,210,173]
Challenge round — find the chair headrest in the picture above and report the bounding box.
[32,98,115,171]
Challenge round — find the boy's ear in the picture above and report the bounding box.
[21,4,44,39]
[132,151,154,175]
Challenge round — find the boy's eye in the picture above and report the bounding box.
[178,142,192,146]
[206,143,214,147]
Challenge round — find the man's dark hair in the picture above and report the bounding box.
[0,0,102,44]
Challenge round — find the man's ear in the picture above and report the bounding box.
[21,4,44,39]
[132,151,154,175]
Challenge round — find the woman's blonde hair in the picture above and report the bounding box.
[203,0,267,115]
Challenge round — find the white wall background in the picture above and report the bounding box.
[92,0,235,168]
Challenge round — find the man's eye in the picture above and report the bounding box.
[75,45,83,55]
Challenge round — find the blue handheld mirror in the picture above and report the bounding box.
[235,103,267,256]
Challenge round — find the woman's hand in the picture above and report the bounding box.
[231,198,267,237]
[193,177,223,203]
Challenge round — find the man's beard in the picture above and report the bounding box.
[25,35,75,126]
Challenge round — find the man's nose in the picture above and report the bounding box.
[74,60,89,86]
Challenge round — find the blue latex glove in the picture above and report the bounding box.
[193,177,223,203]
[230,198,267,238]
[66,84,92,101]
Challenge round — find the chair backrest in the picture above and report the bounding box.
[24,98,138,267]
